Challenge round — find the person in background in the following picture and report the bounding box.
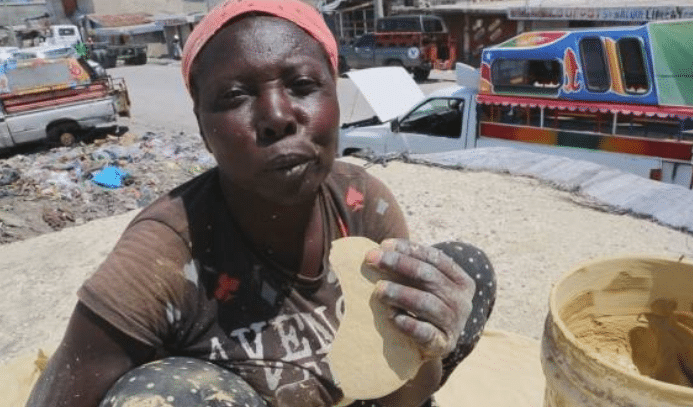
[27,1,495,406]
[172,34,182,60]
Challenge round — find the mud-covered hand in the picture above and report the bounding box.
[365,238,476,360]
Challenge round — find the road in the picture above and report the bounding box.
[110,62,457,136]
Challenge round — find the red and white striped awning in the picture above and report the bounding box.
[476,94,693,119]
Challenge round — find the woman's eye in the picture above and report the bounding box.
[221,88,245,101]
[215,88,247,108]
[291,78,319,95]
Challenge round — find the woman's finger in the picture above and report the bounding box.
[374,280,455,333]
[389,311,451,359]
[368,239,475,290]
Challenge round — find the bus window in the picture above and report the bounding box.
[614,114,681,139]
[579,38,610,92]
[423,18,444,33]
[491,59,561,95]
[618,38,649,94]
[482,104,541,127]
[544,109,602,134]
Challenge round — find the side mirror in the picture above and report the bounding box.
[390,118,399,132]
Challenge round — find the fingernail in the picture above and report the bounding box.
[373,280,387,295]
[381,239,397,251]
[365,249,381,265]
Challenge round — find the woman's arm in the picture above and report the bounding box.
[27,302,156,407]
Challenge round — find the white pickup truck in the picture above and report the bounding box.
[338,64,693,188]
[339,65,479,156]
[0,56,130,150]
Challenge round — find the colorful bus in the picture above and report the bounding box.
[477,19,693,186]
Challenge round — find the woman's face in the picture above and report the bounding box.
[193,16,339,206]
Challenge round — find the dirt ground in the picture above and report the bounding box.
[1,156,690,366]
[1,66,691,406]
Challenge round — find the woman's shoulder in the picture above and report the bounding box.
[328,160,379,188]
[128,168,220,243]
[327,160,408,240]
[328,160,396,199]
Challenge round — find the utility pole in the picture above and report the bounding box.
[3,0,9,46]
[3,0,18,47]
[374,0,384,19]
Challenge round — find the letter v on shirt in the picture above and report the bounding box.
[208,304,340,391]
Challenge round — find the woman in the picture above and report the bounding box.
[27,1,495,406]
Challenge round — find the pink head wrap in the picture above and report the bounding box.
[181,0,338,95]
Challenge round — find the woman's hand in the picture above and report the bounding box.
[365,239,476,360]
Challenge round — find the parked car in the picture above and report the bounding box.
[0,56,130,150]
[338,14,454,81]
[0,47,19,62]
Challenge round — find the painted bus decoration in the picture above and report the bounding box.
[476,19,693,186]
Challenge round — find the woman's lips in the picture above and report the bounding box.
[266,154,317,171]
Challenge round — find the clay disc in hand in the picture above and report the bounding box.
[328,237,423,401]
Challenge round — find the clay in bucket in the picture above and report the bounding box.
[630,298,693,387]
[327,237,423,403]
[543,256,693,407]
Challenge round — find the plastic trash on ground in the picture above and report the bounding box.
[91,166,130,189]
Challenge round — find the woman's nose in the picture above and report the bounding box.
[255,88,298,144]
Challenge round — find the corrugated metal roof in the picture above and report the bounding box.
[87,13,153,28]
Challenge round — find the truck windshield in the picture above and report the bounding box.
[58,28,76,36]
[422,18,444,33]
[377,18,420,32]
[354,34,375,48]
[400,97,463,138]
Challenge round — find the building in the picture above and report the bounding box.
[46,0,226,56]
[324,0,693,67]
[0,0,59,46]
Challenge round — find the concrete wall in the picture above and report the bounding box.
[1,3,50,26]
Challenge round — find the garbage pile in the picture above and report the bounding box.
[0,131,216,244]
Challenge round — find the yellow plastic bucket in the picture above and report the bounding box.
[542,255,693,406]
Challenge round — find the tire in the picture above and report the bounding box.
[59,132,76,147]
[413,67,430,82]
[47,124,80,147]
[92,50,107,65]
[135,52,147,65]
[103,54,117,69]
[338,56,349,75]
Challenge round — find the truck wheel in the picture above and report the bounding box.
[59,132,76,147]
[92,50,107,64]
[47,124,80,147]
[135,52,147,65]
[338,56,349,75]
[413,68,430,82]
[103,54,117,69]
